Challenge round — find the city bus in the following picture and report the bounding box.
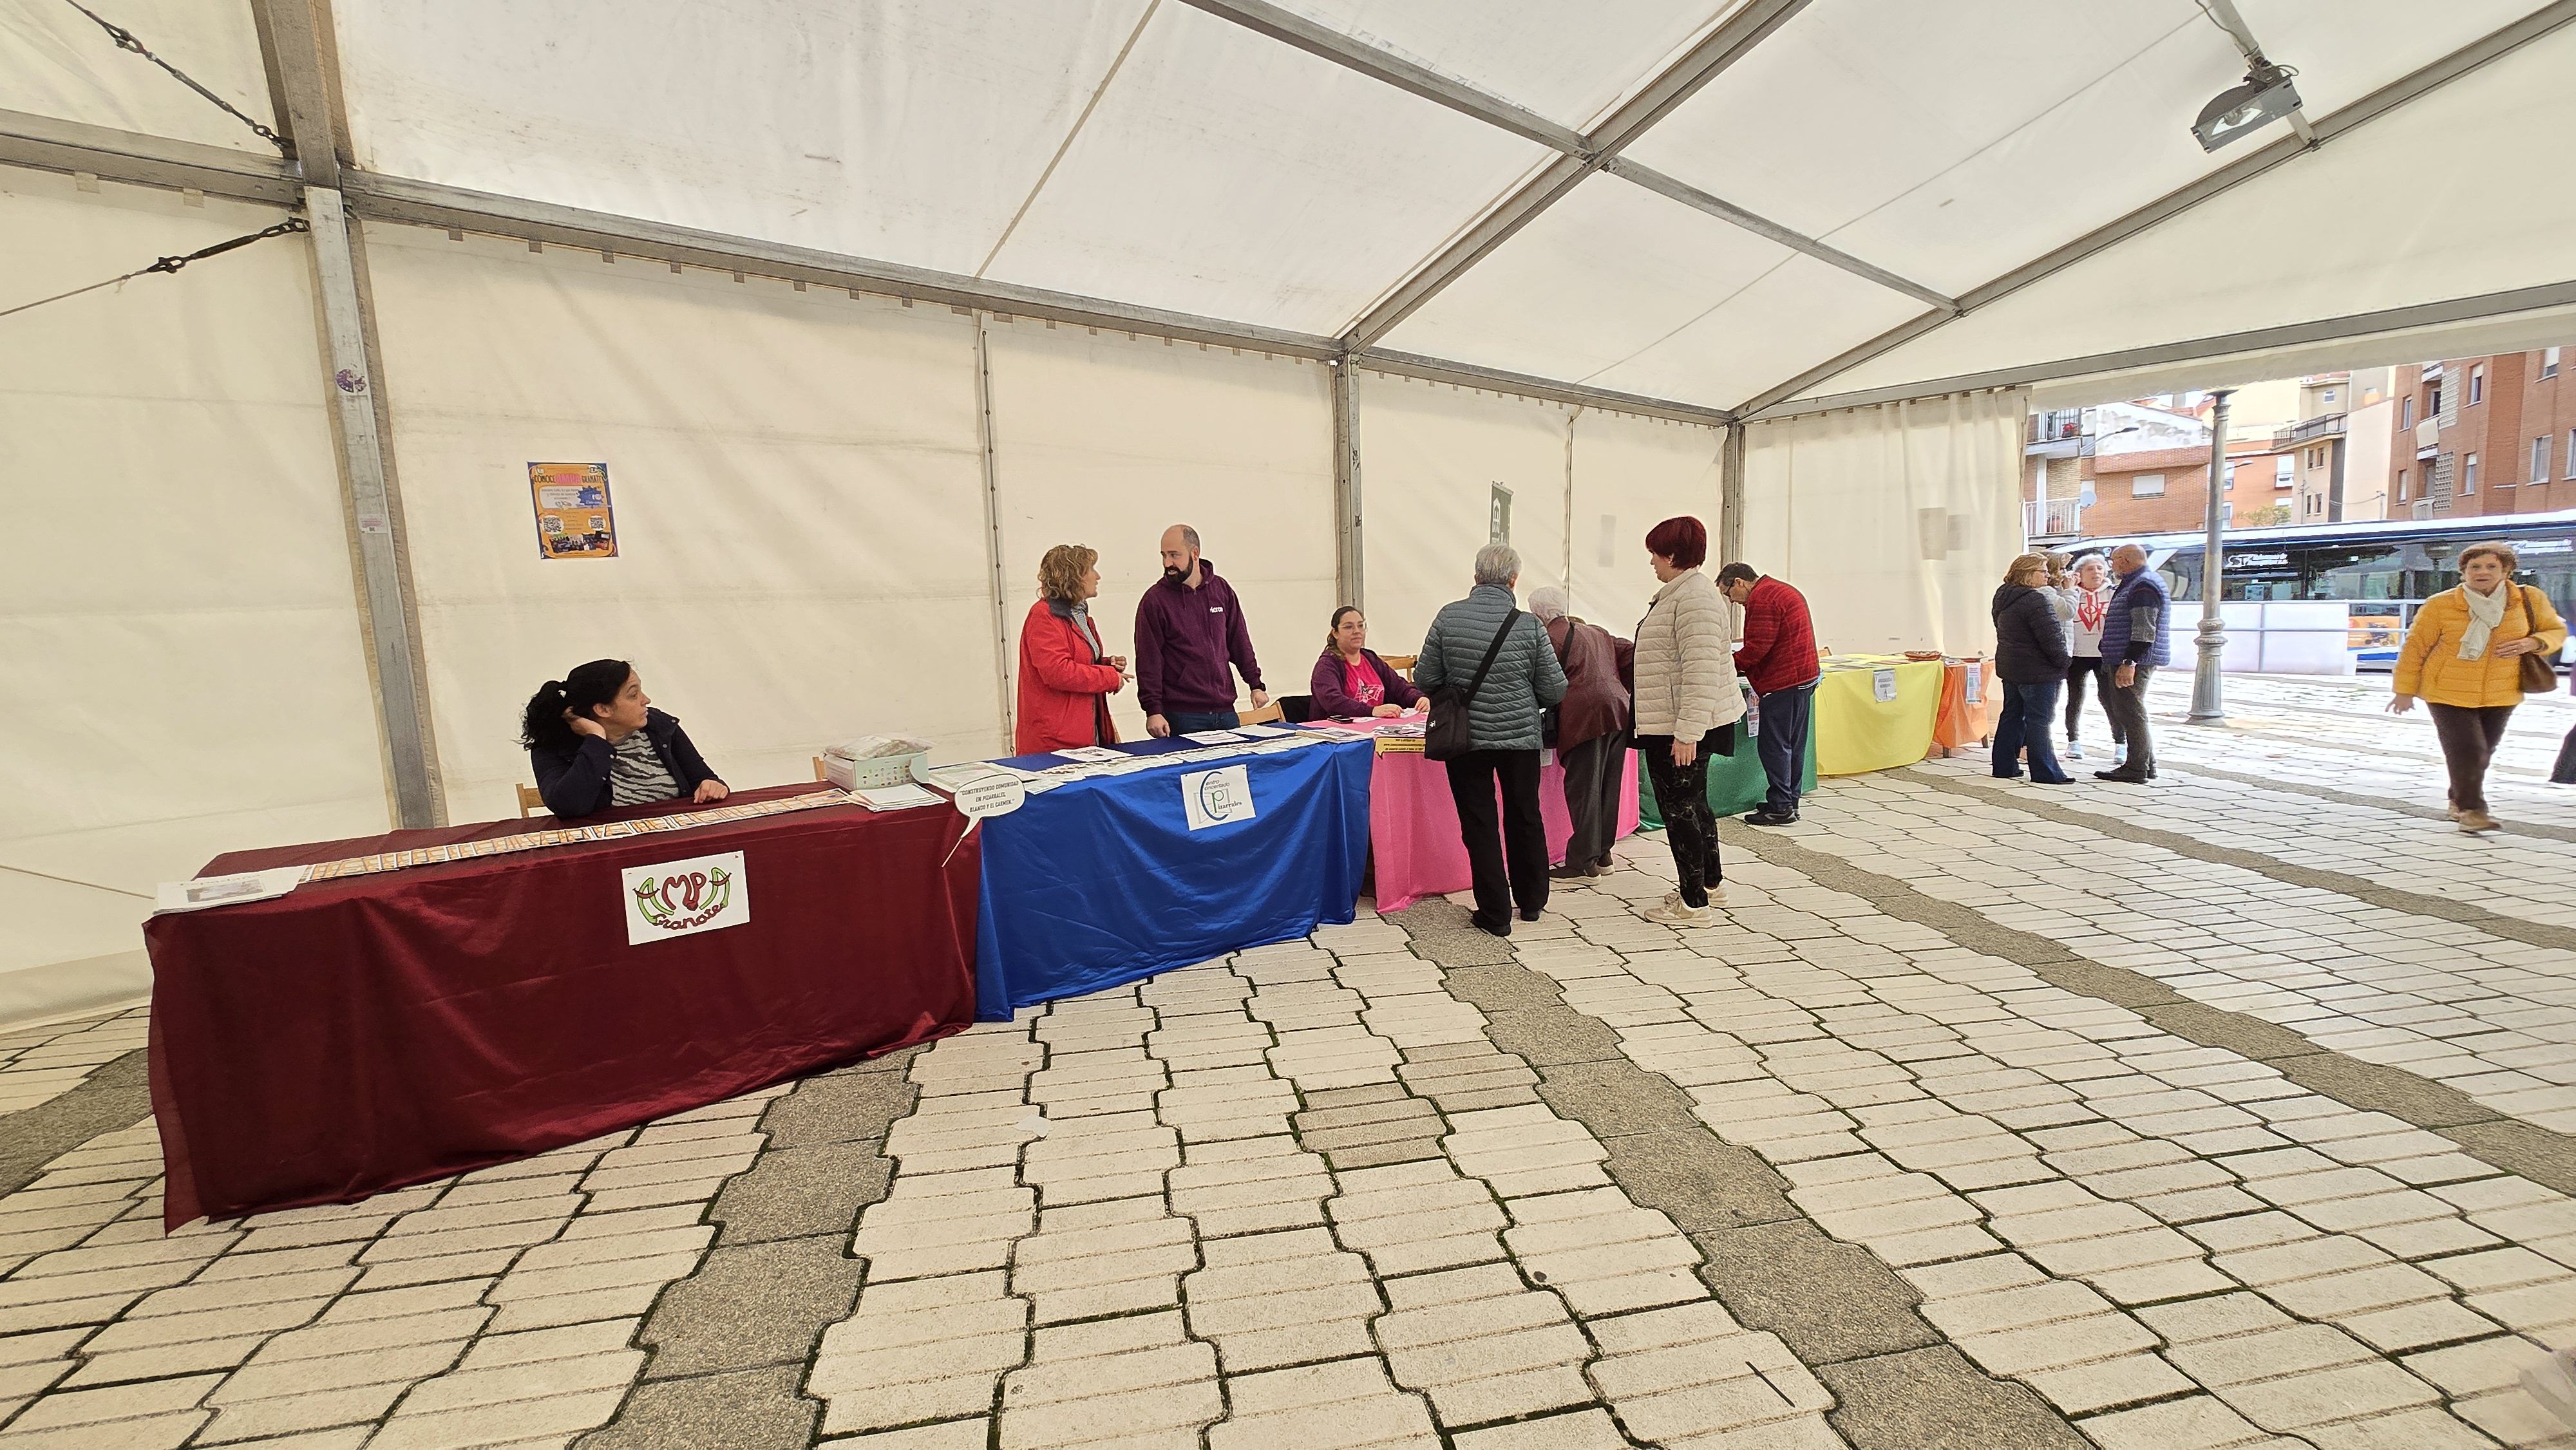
[2066,510,2576,670]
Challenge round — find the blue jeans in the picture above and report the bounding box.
[1754,683,1814,814]
[1164,709,1241,735]
[1993,679,2071,783]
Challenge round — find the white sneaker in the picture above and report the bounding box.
[1643,898,1714,927]
[2064,739,2085,761]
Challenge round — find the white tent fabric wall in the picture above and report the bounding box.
[1353,374,1571,662]
[984,324,1336,744]
[0,173,386,1016]
[0,0,276,152]
[1795,18,2576,408]
[1739,390,2028,656]
[1566,413,1725,637]
[358,227,1003,820]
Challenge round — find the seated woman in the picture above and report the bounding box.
[1018,543,1130,754]
[1309,606,1423,719]
[523,659,728,818]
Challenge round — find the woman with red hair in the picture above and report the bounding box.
[1629,516,1743,927]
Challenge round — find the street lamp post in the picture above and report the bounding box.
[2188,390,2233,723]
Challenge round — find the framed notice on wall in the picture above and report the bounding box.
[529,463,618,560]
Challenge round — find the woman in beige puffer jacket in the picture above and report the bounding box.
[1632,516,1745,925]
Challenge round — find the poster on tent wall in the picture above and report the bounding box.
[528,462,618,560]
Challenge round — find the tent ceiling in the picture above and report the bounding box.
[9,0,2573,419]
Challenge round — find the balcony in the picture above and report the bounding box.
[2025,497,2084,540]
[2026,410,2086,457]
[2271,412,2345,450]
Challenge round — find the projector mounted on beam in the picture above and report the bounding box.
[2192,60,2302,153]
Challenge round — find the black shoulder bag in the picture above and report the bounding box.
[1426,610,1521,762]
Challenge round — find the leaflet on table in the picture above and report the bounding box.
[1232,723,1296,739]
[1180,729,1246,744]
[853,784,944,811]
[1052,746,1127,762]
[153,865,310,914]
[922,762,1012,791]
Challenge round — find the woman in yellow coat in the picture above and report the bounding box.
[2390,541,2566,833]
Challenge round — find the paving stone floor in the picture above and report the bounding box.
[3,673,2575,1448]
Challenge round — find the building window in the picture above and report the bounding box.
[2132,473,2165,498]
[2470,366,2485,405]
[2567,430,2575,479]
[2397,469,2409,501]
[2465,453,2479,493]
[2401,397,2414,429]
[2537,437,2552,484]
[2323,389,2337,405]
[2546,346,2561,379]
[2275,457,2294,489]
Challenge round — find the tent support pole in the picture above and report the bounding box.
[1331,361,1363,610]
[1720,422,1747,567]
[305,187,442,827]
[2188,390,2233,724]
[975,317,1016,744]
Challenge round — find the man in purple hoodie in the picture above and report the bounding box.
[1135,524,1268,737]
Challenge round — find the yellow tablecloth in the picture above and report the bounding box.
[1814,656,1944,775]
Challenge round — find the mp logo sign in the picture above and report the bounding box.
[621,851,750,945]
[1180,766,1256,831]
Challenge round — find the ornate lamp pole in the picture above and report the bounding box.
[2188,389,2233,723]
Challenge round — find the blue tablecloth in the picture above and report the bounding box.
[972,733,1372,1021]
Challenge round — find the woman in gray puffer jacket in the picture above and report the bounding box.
[1631,516,1745,927]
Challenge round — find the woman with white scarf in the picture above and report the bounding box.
[2391,541,2566,833]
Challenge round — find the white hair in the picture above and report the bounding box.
[2072,552,2108,574]
[1473,543,1520,588]
[1527,586,1569,621]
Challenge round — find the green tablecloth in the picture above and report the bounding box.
[1634,716,1818,826]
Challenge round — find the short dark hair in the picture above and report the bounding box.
[1715,562,1759,588]
[1645,516,1707,570]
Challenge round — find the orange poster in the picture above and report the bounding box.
[529,462,618,560]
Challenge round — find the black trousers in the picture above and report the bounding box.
[1638,725,1731,907]
[2063,659,2123,742]
[2097,663,2155,774]
[2555,724,2576,786]
[1444,749,1549,923]
[1559,730,1629,869]
[2428,703,2515,813]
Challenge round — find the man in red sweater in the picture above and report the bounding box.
[1717,563,1819,825]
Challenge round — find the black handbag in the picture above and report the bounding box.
[2518,586,2559,694]
[1426,610,1522,762]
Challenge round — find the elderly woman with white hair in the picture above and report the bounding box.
[1414,545,1568,937]
[2061,552,2121,764]
[1528,586,1633,880]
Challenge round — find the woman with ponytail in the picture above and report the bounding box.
[522,659,726,818]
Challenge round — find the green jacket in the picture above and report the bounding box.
[1414,583,1568,752]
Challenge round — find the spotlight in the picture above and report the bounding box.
[2192,61,2301,152]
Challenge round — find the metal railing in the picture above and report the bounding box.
[2272,411,2346,449]
[2025,497,2083,537]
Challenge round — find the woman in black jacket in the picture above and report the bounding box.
[1992,554,2075,785]
[522,659,727,818]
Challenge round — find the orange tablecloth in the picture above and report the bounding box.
[1932,657,1996,750]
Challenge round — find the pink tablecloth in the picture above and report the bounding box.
[1328,727,1642,912]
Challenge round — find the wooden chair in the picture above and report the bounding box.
[1241,700,1286,726]
[1380,653,1417,679]
[515,784,546,818]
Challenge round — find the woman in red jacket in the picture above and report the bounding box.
[1016,545,1130,755]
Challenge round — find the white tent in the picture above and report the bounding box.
[5,0,2573,1020]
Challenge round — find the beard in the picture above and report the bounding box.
[1163,563,1186,582]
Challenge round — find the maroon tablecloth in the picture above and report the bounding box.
[144,784,978,1227]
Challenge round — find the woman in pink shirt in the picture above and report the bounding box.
[1309,607,1423,718]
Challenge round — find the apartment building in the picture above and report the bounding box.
[2377,346,2576,518]
[2025,395,2298,543]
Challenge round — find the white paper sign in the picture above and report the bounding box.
[154,867,307,914]
[1873,667,1898,703]
[1181,765,1257,831]
[1962,662,1982,705]
[951,774,1027,820]
[622,850,750,945]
